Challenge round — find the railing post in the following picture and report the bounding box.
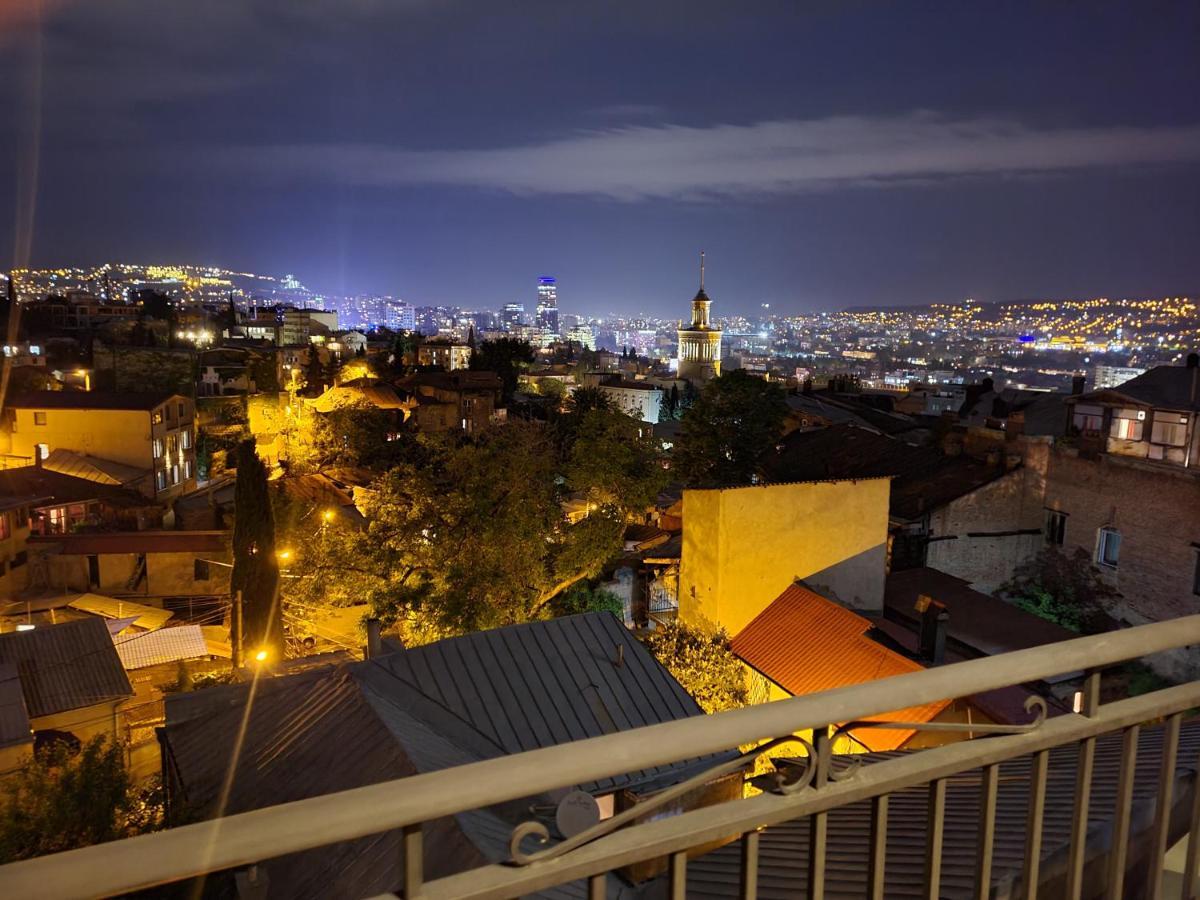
[402,823,422,898]
[739,830,760,900]
[808,726,830,900]
[925,778,947,900]
[868,794,889,900]
[1022,749,1050,900]
[1066,671,1102,900]
[975,763,1000,900]
[1104,724,1140,899]
[1147,712,1181,900]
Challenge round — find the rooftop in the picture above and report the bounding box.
[0,618,133,719]
[731,584,949,750]
[4,390,180,411]
[1075,360,1200,412]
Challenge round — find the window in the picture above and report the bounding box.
[0,512,9,541]
[181,429,192,450]
[178,402,185,419]
[1097,527,1121,568]
[184,458,193,479]
[35,443,49,461]
[167,433,178,455]
[32,411,47,426]
[152,438,164,458]
[165,404,173,421]
[47,507,67,534]
[1109,408,1144,441]
[170,464,180,485]
[152,410,163,425]
[1072,404,1104,434]
[1044,509,1067,546]
[156,470,167,491]
[1151,415,1189,447]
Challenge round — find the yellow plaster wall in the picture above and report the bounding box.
[9,408,152,469]
[679,478,890,636]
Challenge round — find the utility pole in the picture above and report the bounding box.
[232,589,244,670]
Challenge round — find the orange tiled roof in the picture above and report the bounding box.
[731,584,950,750]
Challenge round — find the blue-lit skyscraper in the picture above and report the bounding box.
[535,276,559,334]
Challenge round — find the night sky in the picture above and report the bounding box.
[2,1,1198,316]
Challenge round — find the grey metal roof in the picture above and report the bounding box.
[688,719,1200,899]
[1079,363,1200,412]
[373,612,717,793]
[0,618,133,718]
[0,663,32,751]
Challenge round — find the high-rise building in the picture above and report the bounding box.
[535,276,559,334]
[502,302,525,330]
[676,252,722,383]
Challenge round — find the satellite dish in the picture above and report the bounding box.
[555,790,600,838]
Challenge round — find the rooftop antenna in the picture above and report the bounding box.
[699,250,705,290]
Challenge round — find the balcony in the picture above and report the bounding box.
[3,616,1200,898]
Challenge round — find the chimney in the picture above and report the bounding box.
[1071,374,1087,395]
[916,595,949,666]
[365,618,382,659]
[1187,352,1199,369]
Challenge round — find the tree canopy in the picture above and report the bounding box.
[280,409,665,643]
[470,337,534,403]
[0,737,161,863]
[641,621,748,714]
[672,369,789,487]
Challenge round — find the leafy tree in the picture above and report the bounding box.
[999,547,1120,634]
[661,383,680,421]
[641,621,748,714]
[470,337,534,403]
[308,403,423,472]
[282,415,663,640]
[549,582,624,618]
[565,385,611,417]
[673,370,789,487]
[231,440,283,661]
[0,737,161,863]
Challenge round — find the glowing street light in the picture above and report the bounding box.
[254,649,269,663]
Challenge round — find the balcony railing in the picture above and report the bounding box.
[4,616,1200,898]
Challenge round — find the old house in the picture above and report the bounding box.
[0,618,133,772]
[25,530,231,604]
[158,613,734,898]
[1,391,197,500]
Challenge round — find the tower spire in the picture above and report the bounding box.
[699,250,705,290]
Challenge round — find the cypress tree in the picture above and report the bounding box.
[231,440,283,663]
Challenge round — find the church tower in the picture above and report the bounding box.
[676,251,722,383]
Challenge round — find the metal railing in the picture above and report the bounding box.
[5,615,1200,899]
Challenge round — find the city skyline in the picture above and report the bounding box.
[2,3,1199,315]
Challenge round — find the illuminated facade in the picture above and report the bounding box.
[676,254,722,383]
[535,276,559,334]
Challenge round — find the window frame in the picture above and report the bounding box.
[1097,527,1121,569]
[1044,509,1067,547]
[32,411,47,426]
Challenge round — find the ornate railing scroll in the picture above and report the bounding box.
[509,695,1048,867]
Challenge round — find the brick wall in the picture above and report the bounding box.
[924,466,1044,594]
[1041,446,1200,626]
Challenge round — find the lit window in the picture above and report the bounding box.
[32,411,47,426]
[35,443,48,461]
[1109,408,1144,441]
[1151,416,1189,447]
[152,439,164,459]
[152,410,163,425]
[181,429,192,450]
[184,458,193,479]
[1072,404,1103,434]
[1097,527,1121,568]
[167,434,178,455]
[170,464,180,485]
[1044,509,1067,546]
[155,470,167,491]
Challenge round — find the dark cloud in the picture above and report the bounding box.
[227,114,1200,200]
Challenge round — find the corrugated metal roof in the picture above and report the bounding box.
[68,593,175,631]
[43,449,149,486]
[689,719,1200,899]
[0,464,146,506]
[732,585,949,750]
[114,625,210,669]
[375,612,719,793]
[0,663,32,750]
[0,618,132,718]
